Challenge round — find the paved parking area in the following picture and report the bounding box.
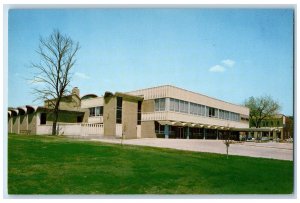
[91,138,294,161]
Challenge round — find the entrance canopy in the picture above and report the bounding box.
[157,120,226,129]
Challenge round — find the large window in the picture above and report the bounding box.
[116,97,122,124]
[155,98,166,111]
[161,97,241,122]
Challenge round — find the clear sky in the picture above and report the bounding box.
[8,8,294,115]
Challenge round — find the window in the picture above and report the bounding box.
[170,98,175,111]
[95,107,100,116]
[137,101,142,125]
[155,98,166,111]
[40,113,47,124]
[208,107,215,117]
[206,107,209,117]
[174,99,179,112]
[116,97,122,124]
[155,122,164,134]
[89,107,95,117]
[89,106,103,117]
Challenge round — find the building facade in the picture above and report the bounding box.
[8,85,288,140]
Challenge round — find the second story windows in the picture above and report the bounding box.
[170,98,188,113]
[154,97,241,122]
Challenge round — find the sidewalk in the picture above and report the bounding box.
[91,138,293,161]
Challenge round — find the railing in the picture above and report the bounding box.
[81,123,104,136]
[87,116,103,124]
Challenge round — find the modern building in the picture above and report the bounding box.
[8,85,287,140]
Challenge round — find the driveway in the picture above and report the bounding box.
[91,138,294,161]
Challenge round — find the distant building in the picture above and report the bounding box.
[8,85,288,140]
[249,114,293,140]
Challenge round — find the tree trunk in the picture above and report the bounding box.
[51,110,59,135]
[226,147,229,159]
[51,101,60,135]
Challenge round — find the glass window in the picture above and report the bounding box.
[175,99,179,112]
[185,101,189,113]
[209,107,215,117]
[155,98,166,111]
[170,98,174,111]
[89,107,95,117]
[95,107,100,116]
[155,99,159,111]
[160,98,165,111]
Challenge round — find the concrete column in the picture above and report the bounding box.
[187,127,190,139]
[280,129,284,140]
[247,132,251,140]
[272,131,277,140]
[216,129,219,140]
[164,124,169,139]
[203,128,206,140]
[254,131,258,140]
[268,131,271,140]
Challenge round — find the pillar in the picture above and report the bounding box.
[203,128,206,140]
[254,131,258,140]
[268,131,271,140]
[280,129,284,140]
[216,129,219,140]
[164,124,169,139]
[273,131,277,140]
[187,127,190,139]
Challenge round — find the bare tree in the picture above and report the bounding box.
[223,126,232,159]
[244,96,280,128]
[31,30,80,135]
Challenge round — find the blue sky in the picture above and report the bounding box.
[8,8,294,115]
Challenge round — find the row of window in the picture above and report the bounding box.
[155,98,241,122]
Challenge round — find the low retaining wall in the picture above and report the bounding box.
[36,123,104,136]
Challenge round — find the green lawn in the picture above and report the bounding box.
[8,134,294,194]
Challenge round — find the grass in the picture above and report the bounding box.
[8,134,294,195]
